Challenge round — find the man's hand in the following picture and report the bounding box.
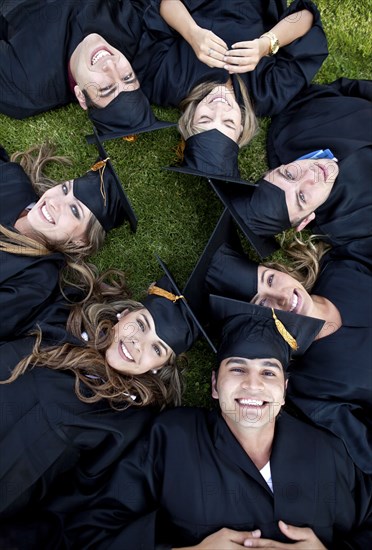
[243,521,327,549]
[175,527,261,550]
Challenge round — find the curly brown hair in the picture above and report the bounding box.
[1,270,186,409]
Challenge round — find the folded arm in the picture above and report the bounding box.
[159,0,227,68]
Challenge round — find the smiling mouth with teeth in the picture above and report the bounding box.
[120,341,134,362]
[237,398,266,407]
[91,48,111,66]
[209,96,231,107]
[41,204,54,224]
[289,291,298,313]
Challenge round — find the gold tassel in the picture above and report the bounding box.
[148,285,184,303]
[174,139,186,162]
[90,157,109,207]
[271,309,298,351]
[122,135,138,143]
[90,157,110,172]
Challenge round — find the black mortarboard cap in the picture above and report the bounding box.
[165,129,256,185]
[210,295,324,368]
[209,179,279,258]
[242,178,291,235]
[143,256,217,355]
[183,208,257,315]
[86,89,175,143]
[74,129,137,232]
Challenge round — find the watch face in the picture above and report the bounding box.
[271,40,279,55]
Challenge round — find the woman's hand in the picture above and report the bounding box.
[187,25,228,68]
[223,37,269,74]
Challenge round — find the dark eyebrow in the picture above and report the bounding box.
[158,341,169,355]
[99,85,117,99]
[141,313,151,331]
[142,313,170,355]
[261,268,268,285]
[225,357,247,366]
[68,181,85,218]
[262,360,282,370]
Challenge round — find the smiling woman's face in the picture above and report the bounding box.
[105,307,173,375]
[251,265,315,317]
[26,180,91,244]
[192,85,243,142]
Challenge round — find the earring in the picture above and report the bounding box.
[151,369,158,375]
[116,312,122,319]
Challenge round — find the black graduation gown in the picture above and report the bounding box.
[63,409,372,549]
[134,0,327,116]
[0,161,64,342]
[287,253,372,474]
[0,0,144,118]
[267,78,372,265]
[0,335,156,522]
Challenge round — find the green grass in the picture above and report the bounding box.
[0,1,370,407]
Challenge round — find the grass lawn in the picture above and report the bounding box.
[0,0,370,406]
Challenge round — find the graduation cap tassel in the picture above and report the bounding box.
[271,309,298,351]
[90,157,110,207]
[122,135,138,142]
[174,139,186,162]
[148,285,184,303]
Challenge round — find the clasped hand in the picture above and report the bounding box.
[188,26,268,73]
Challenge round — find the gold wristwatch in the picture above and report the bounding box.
[260,31,280,56]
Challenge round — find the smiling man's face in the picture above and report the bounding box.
[264,159,339,231]
[70,33,139,109]
[212,357,286,432]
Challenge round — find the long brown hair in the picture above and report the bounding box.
[178,75,258,147]
[1,143,106,296]
[1,270,186,409]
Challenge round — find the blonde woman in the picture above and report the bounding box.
[133,0,326,178]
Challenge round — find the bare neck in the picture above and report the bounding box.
[14,213,41,242]
[224,415,275,470]
[310,294,342,339]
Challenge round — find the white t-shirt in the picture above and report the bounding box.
[260,461,273,492]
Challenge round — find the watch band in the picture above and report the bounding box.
[260,31,280,56]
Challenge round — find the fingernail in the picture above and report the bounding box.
[281,521,288,529]
[244,542,252,548]
[252,529,261,537]
[223,65,228,70]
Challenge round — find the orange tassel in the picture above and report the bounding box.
[90,157,110,171]
[148,285,184,303]
[174,139,186,162]
[122,135,138,143]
